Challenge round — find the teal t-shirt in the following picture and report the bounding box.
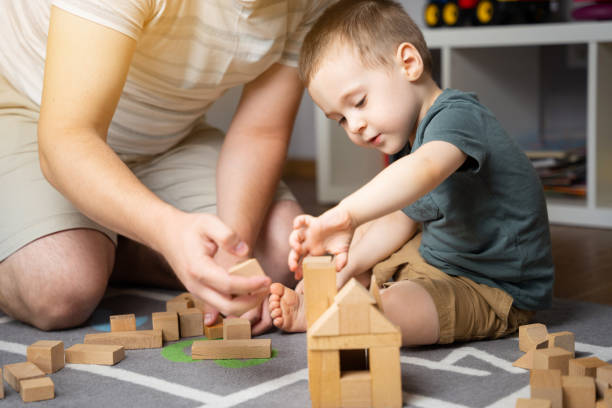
[391,89,554,310]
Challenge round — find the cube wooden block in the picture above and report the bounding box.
[179,308,204,338]
[597,365,612,397]
[223,318,251,340]
[166,293,194,312]
[516,398,552,408]
[533,347,573,375]
[530,369,562,408]
[597,399,612,408]
[204,315,224,340]
[110,314,137,332]
[20,376,54,403]
[562,375,596,408]
[84,330,162,349]
[152,311,179,342]
[548,331,575,355]
[3,362,45,392]
[0,368,3,399]
[340,370,372,408]
[569,357,608,378]
[228,258,266,277]
[191,339,271,359]
[26,340,64,374]
[519,323,548,352]
[65,344,125,365]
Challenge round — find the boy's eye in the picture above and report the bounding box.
[356,96,366,107]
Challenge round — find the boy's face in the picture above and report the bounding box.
[308,43,422,155]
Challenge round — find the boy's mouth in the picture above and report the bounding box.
[367,133,382,146]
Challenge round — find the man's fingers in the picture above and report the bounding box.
[198,215,248,257]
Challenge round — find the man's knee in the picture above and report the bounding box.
[1,229,114,330]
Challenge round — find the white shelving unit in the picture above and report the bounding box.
[316,21,612,228]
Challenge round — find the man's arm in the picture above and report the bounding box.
[38,7,269,316]
[216,63,304,261]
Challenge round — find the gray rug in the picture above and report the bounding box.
[1,287,611,407]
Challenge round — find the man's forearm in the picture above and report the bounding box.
[216,130,288,249]
[39,128,176,252]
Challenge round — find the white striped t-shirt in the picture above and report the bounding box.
[0,0,333,155]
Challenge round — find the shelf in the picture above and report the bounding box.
[423,21,612,48]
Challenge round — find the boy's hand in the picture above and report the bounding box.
[288,206,356,279]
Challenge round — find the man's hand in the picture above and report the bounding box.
[158,211,271,318]
[288,206,357,279]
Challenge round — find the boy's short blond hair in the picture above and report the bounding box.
[299,0,432,87]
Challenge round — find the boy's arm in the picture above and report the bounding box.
[342,140,467,226]
[289,140,466,272]
[336,211,418,288]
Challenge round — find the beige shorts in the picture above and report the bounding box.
[373,232,534,344]
[0,74,295,261]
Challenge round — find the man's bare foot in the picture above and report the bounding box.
[268,283,307,332]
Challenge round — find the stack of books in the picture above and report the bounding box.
[525,148,586,197]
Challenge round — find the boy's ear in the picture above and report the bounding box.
[396,42,423,82]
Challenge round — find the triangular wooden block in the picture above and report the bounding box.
[370,306,399,334]
[513,349,535,369]
[309,303,340,337]
[335,279,375,305]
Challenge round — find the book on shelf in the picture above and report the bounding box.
[525,147,587,195]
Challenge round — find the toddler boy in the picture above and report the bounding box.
[269,0,553,346]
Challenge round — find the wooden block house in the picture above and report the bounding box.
[303,256,402,408]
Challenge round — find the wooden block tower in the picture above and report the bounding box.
[303,256,402,408]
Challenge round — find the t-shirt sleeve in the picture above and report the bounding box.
[421,105,488,174]
[279,0,337,67]
[51,0,153,40]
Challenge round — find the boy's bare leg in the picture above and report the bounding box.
[0,229,114,330]
[380,280,440,346]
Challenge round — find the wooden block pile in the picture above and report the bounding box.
[1,258,272,402]
[514,323,612,408]
[2,340,63,402]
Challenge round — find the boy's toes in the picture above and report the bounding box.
[270,282,285,296]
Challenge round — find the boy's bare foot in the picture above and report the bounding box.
[268,283,307,332]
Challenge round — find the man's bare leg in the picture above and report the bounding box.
[0,229,114,330]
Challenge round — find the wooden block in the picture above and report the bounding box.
[562,375,596,408]
[2,362,45,392]
[597,399,612,408]
[84,330,162,349]
[228,258,266,277]
[308,303,340,337]
[569,357,608,378]
[303,256,337,330]
[65,344,125,365]
[597,365,612,397]
[110,314,137,332]
[533,347,573,375]
[191,339,271,359]
[340,370,371,408]
[519,323,548,352]
[204,315,224,340]
[307,332,401,351]
[548,331,575,355]
[152,311,179,342]
[20,376,54,403]
[605,388,612,401]
[308,349,341,408]
[26,340,64,374]
[369,346,402,407]
[530,369,562,408]
[516,398,552,408]
[166,293,194,312]
[513,349,536,370]
[369,273,384,312]
[339,303,370,335]
[0,368,3,399]
[223,318,251,340]
[597,378,612,399]
[178,308,204,338]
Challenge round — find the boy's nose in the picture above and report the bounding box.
[348,118,366,134]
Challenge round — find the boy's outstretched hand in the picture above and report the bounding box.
[288,206,356,279]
